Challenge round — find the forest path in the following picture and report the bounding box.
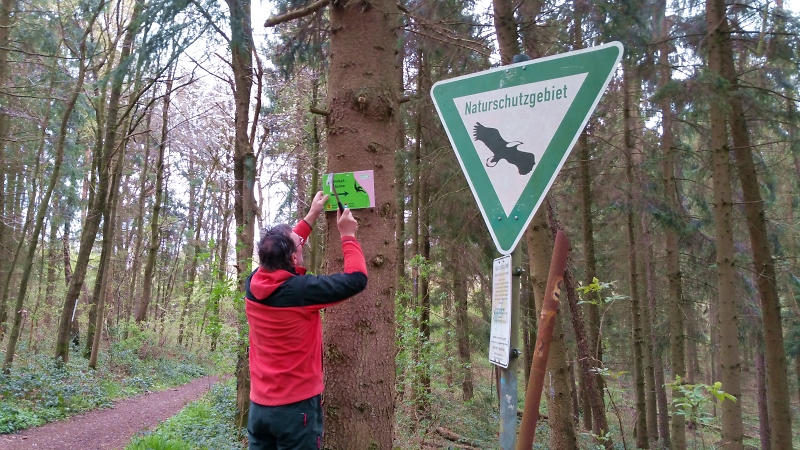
[0,375,220,449]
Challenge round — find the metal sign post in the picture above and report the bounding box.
[498,247,522,450]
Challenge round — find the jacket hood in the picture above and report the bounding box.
[248,268,291,300]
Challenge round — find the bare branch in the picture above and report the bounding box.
[264,0,329,28]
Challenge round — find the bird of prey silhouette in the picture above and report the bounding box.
[472,122,536,175]
[354,181,366,195]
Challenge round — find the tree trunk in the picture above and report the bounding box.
[640,218,662,446]
[124,105,153,328]
[557,218,612,448]
[307,77,323,274]
[322,1,399,446]
[417,48,432,416]
[136,71,172,323]
[3,27,93,371]
[642,217,669,447]
[707,0,744,445]
[89,124,129,368]
[178,177,208,346]
[0,0,18,338]
[721,15,793,448]
[61,222,80,346]
[224,0,257,427]
[453,250,473,401]
[623,63,648,449]
[55,0,141,362]
[525,208,578,450]
[210,189,231,352]
[0,169,27,343]
[755,343,771,450]
[656,8,684,448]
[570,0,606,436]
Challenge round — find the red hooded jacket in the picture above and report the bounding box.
[244,220,368,406]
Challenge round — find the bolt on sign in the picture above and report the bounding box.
[431,42,623,254]
[322,171,376,211]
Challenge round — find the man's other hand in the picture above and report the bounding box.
[304,191,329,226]
[337,208,358,237]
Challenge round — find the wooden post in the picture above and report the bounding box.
[517,230,569,449]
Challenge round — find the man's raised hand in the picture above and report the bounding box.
[304,191,329,226]
[337,208,358,238]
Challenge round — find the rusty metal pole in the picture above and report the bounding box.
[499,247,522,449]
[517,230,569,449]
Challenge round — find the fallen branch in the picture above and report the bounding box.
[434,427,481,448]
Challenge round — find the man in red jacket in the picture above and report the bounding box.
[244,191,368,450]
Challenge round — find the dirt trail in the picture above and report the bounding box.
[0,375,220,450]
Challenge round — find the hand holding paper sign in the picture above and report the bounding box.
[328,172,346,211]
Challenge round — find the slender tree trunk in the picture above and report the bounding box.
[210,189,231,352]
[755,341,771,450]
[136,72,172,323]
[61,222,81,346]
[453,250,473,401]
[555,218,612,448]
[3,29,94,371]
[225,0,257,428]
[640,218,661,445]
[417,49,432,416]
[707,0,744,445]
[178,179,208,346]
[720,17,792,448]
[30,215,60,350]
[642,218,669,447]
[570,0,607,436]
[86,146,124,359]
[0,0,18,338]
[623,64,648,449]
[56,0,141,362]
[124,106,152,328]
[656,8,684,448]
[522,259,537,391]
[307,77,323,274]
[0,170,28,344]
[89,127,128,368]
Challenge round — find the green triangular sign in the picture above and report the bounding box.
[431,42,623,254]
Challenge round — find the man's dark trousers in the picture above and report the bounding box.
[247,395,323,450]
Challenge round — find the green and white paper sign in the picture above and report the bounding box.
[431,42,623,254]
[322,171,375,211]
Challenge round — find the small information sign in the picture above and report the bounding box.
[322,171,376,211]
[489,255,513,368]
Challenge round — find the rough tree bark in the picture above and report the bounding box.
[321,0,399,446]
[720,8,793,447]
[655,6,684,448]
[707,0,744,446]
[622,63,648,450]
[225,0,257,427]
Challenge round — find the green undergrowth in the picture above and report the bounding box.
[0,325,226,435]
[125,378,244,450]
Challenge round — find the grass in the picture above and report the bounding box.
[125,379,244,450]
[0,327,223,435]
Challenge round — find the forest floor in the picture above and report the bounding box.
[0,375,220,450]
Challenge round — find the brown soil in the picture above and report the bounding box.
[0,375,220,450]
